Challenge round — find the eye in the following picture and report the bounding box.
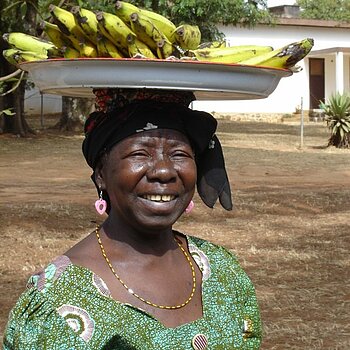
[127,150,151,158]
[171,149,194,159]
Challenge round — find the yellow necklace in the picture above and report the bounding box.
[95,225,196,310]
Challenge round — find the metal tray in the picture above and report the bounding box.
[19,58,292,100]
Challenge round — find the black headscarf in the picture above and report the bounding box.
[82,89,232,211]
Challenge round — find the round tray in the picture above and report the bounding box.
[19,58,292,100]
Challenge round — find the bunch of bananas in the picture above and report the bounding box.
[2,1,314,70]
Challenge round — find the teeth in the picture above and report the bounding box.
[143,194,175,202]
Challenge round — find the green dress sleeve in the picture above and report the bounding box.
[241,273,263,349]
[219,244,263,349]
[3,288,89,350]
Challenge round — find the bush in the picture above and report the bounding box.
[320,93,350,148]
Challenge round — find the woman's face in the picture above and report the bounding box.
[97,129,197,233]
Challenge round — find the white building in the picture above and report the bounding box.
[25,88,62,115]
[195,5,350,114]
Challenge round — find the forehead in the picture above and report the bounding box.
[114,128,191,149]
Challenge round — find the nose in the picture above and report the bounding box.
[146,156,177,183]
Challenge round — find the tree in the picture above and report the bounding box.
[297,0,350,22]
[57,96,94,131]
[0,0,39,136]
[132,0,272,41]
[1,0,272,135]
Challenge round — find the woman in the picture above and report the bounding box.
[3,89,262,349]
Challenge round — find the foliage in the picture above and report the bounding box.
[36,0,273,41]
[0,108,15,117]
[297,0,350,22]
[131,0,272,41]
[320,93,350,148]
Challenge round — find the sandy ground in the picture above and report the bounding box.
[0,116,349,349]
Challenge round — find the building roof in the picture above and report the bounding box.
[266,4,350,29]
[309,47,350,56]
[275,17,350,29]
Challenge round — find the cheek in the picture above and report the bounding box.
[178,162,197,189]
[110,163,147,189]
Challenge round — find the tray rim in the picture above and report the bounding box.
[19,57,293,100]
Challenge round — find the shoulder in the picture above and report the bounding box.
[3,256,92,349]
[27,255,72,293]
[186,233,240,266]
[3,285,87,349]
[186,234,255,291]
[5,255,72,328]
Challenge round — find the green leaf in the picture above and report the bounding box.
[1,108,15,116]
[342,124,349,132]
[2,1,23,14]
[20,1,27,19]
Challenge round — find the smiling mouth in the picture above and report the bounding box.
[142,194,176,202]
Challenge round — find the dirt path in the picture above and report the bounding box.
[1,118,349,349]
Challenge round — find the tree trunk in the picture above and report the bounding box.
[0,37,12,134]
[0,1,38,136]
[54,97,94,132]
[13,80,35,136]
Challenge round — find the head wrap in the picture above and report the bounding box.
[82,88,232,211]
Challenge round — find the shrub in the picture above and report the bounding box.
[320,93,350,148]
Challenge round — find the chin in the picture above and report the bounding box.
[130,212,182,234]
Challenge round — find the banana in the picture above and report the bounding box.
[2,32,60,57]
[49,4,97,56]
[239,38,314,69]
[115,1,176,42]
[126,34,156,58]
[156,39,180,59]
[197,40,226,49]
[114,0,139,24]
[129,12,165,52]
[40,21,67,49]
[174,24,201,50]
[79,42,98,58]
[15,51,48,63]
[40,21,82,58]
[95,11,135,55]
[3,48,47,64]
[71,6,99,45]
[187,45,274,64]
[96,34,123,58]
[3,49,22,65]
[61,45,80,58]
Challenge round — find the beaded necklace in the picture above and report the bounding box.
[95,226,196,309]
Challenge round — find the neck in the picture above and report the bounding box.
[100,215,176,256]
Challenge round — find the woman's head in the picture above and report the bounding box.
[95,128,197,231]
[82,88,232,214]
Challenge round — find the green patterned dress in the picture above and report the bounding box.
[3,235,262,349]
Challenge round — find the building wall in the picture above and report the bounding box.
[25,87,62,115]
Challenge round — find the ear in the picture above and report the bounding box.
[94,156,107,190]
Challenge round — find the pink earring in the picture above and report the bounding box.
[185,200,194,214]
[95,190,107,215]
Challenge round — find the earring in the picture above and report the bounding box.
[185,200,194,214]
[95,190,107,215]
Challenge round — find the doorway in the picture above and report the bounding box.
[309,58,325,109]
